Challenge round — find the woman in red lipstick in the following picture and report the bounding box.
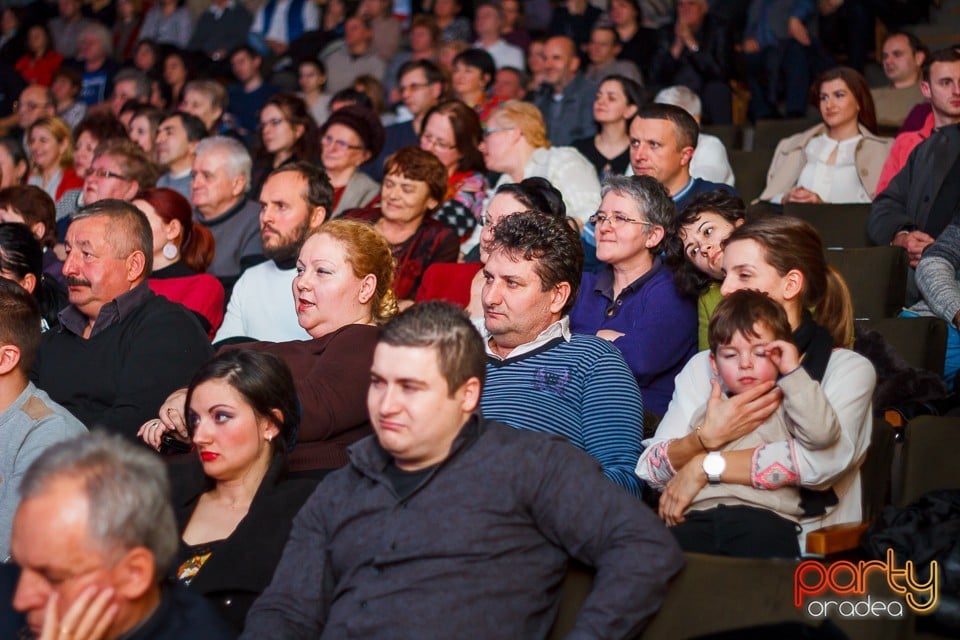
[171,349,317,633]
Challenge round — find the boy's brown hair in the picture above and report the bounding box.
[708,290,792,354]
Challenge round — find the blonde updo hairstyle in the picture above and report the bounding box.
[491,100,550,149]
[315,219,398,324]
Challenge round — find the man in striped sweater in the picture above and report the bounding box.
[479,211,646,496]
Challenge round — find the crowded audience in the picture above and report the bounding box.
[1,2,958,637]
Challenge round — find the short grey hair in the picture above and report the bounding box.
[79,22,113,58]
[654,85,702,120]
[600,175,675,251]
[19,432,177,576]
[113,68,151,100]
[195,136,252,194]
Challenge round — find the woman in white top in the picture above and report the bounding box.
[759,67,892,205]
[637,216,875,557]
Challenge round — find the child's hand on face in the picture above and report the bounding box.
[764,339,801,375]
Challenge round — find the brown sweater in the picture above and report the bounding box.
[224,324,378,472]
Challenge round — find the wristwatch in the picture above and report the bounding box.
[702,452,726,484]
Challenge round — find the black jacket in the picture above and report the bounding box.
[172,459,318,633]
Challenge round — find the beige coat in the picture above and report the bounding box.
[759,123,892,203]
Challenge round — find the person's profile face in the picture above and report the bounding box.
[191,149,238,215]
[258,171,317,261]
[293,233,371,337]
[62,215,138,320]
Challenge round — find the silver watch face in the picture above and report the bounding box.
[703,453,725,476]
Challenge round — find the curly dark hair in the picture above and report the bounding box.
[663,190,746,297]
[489,210,583,315]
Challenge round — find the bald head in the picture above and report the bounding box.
[542,36,580,91]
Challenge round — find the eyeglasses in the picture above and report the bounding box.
[321,135,363,151]
[479,213,496,226]
[85,167,130,181]
[421,132,456,151]
[588,213,653,228]
[259,117,287,130]
[482,126,515,138]
[399,81,431,94]
[15,100,51,112]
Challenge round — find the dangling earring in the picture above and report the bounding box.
[162,242,179,261]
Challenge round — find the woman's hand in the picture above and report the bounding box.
[136,388,189,449]
[765,339,801,375]
[698,379,781,450]
[659,453,707,526]
[39,587,118,640]
[783,186,823,204]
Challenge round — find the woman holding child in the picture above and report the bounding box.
[637,216,875,558]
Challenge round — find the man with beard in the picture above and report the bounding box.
[213,162,331,344]
[31,200,212,441]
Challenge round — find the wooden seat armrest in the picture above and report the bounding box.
[804,521,871,556]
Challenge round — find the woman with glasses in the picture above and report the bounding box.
[419,100,488,241]
[251,93,322,197]
[478,100,601,244]
[569,175,697,416]
[320,105,383,218]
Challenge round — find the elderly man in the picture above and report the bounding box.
[628,104,735,211]
[192,136,262,284]
[73,22,119,107]
[0,85,54,158]
[532,35,598,146]
[240,302,684,639]
[10,433,233,639]
[0,279,86,558]
[871,31,927,129]
[213,162,329,344]
[32,200,212,440]
[480,212,646,496]
[55,138,160,237]
[157,111,206,200]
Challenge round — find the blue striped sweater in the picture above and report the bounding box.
[481,335,645,496]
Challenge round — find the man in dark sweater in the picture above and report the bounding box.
[32,200,213,442]
[241,302,684,639]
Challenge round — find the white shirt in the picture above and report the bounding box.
[214,260,311,343]
[475,38,525,70]
[690,133,735,187]
[795,134,870,204]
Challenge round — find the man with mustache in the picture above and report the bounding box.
[213,162,330,344]
[31,199,212,441]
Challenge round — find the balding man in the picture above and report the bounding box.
[532,36,598,146]
[32,200,212,441]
